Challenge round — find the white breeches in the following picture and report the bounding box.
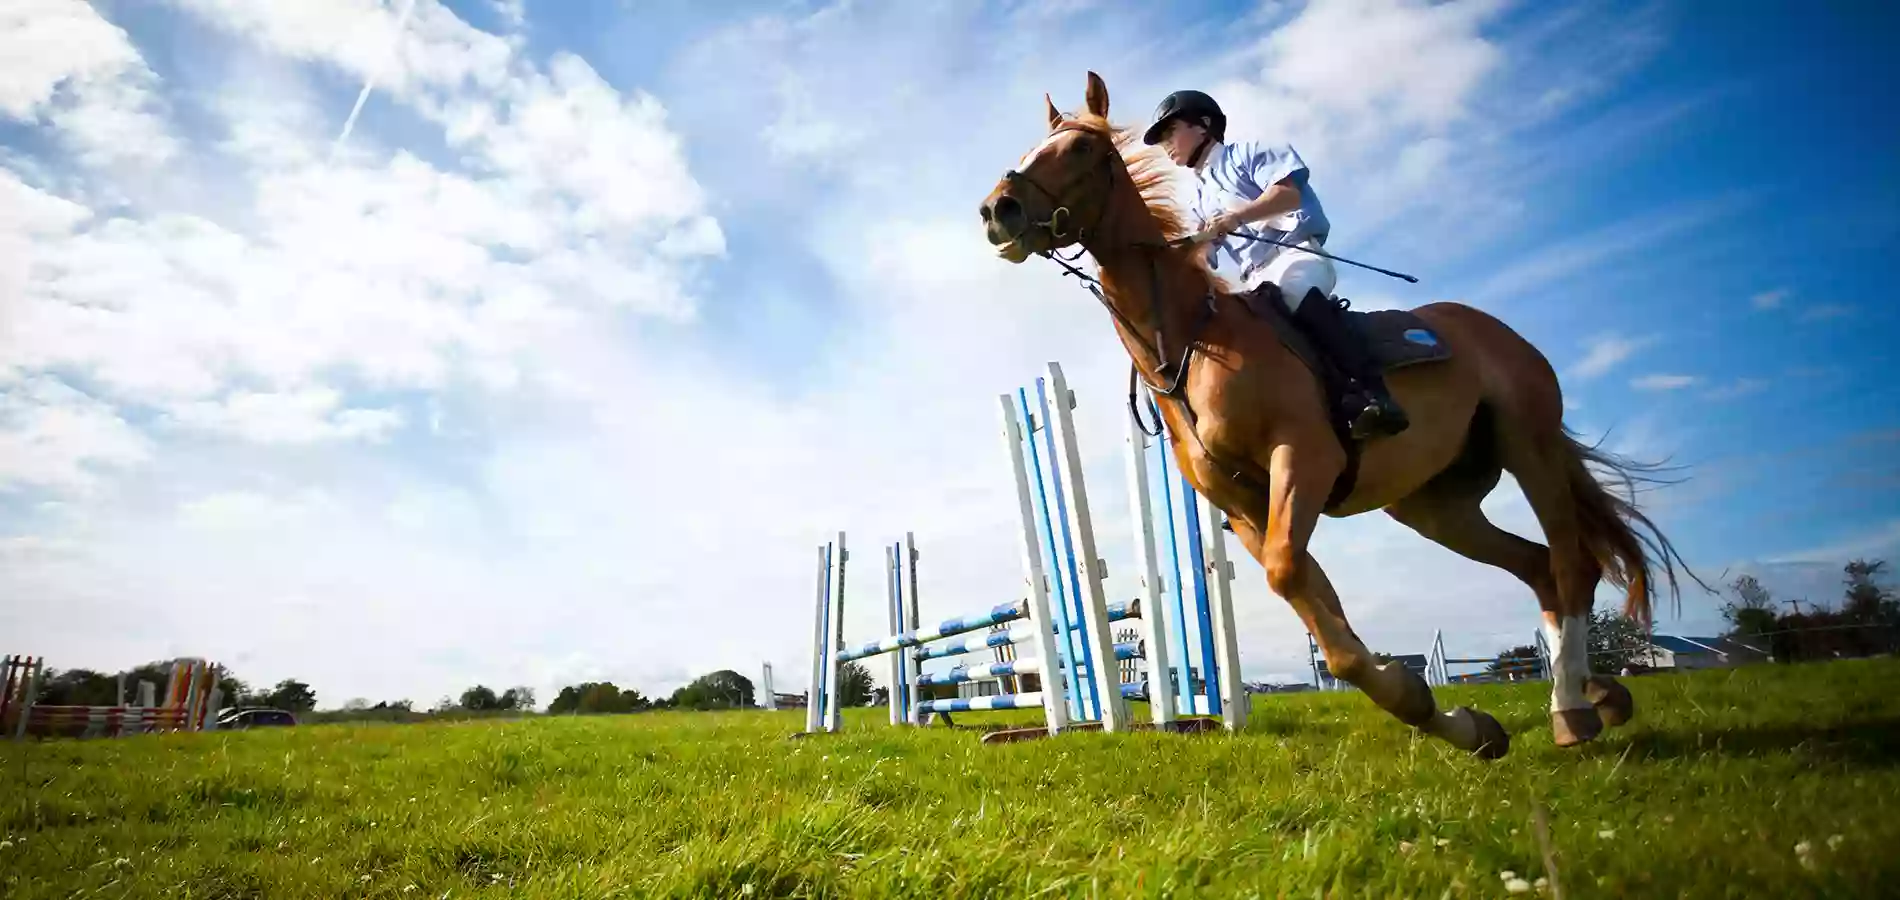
[1241,237,1338,312]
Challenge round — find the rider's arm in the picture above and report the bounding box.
[1210,141,1310,233]
[1214,177,1302,231]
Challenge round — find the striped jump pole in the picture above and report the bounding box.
[793,361,1244,743]
[1124,383,1250,732]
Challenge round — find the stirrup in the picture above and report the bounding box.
[1349,399,1409,439]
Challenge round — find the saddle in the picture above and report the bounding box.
[1238,283,1454,509]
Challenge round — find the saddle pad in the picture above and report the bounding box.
[1348,309,1453,372]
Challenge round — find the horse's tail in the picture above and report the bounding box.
[1555,427,1706,627]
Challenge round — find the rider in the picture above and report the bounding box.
[1143,89,1408,440]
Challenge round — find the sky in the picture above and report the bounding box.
[3,0,1897,710]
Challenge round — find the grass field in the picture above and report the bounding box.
[3,658,1895,898]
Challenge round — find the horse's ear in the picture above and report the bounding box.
[1084,71,1109,118]
[1045,93,1062,129]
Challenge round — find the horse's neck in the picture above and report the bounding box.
[1089,234,1215,368]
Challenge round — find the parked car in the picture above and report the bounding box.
[216,707,298,729]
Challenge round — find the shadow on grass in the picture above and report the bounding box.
[1606,716,1900,768]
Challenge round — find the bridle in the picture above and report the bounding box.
[996,121,1216,438]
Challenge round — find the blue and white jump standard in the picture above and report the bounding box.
[1123,376,1249,732]
[798,362,1247,743]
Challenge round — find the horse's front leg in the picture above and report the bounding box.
[1216,441,1511,760]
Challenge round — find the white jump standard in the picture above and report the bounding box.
[798,361,1249,742]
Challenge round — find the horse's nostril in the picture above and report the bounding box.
[979,204,992,222]
[993,195,1026,234]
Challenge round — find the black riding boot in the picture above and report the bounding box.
[1291,287,1409,439]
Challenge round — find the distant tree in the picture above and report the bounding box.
[838,660,874,707]
[1487,644,1543,680]
[1843,559,1897,624]
[500,686,536,711]
[1588,605,1648,673]
[343,698,372,712]
[265,679,318,712]
[670,670,756,710]
[1721,574,1779,636]
[460,685,502,711]
[32,668,114,706]
[371,699,414,712]
[547,682,651,714]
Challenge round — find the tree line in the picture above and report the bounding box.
[16,658,890,725]
[1718,558,1899,660]
[1464,559,1895,678]
[24,662,317,714]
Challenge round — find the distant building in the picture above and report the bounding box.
[1638,635,1770,671]
[1248,681,1314,694]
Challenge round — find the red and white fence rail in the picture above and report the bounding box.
[2,655,225,740]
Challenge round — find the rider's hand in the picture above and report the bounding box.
[1190,211,1238,245]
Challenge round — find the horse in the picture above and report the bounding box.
[977,72,1704,759]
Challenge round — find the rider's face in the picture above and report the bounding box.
[1161,118,1208,165]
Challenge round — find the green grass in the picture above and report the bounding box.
[3,659,1896,898]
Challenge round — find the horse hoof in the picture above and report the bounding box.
[1434,707,1510,760]
[1551,707,1604,748]
[1584,675,1634,728]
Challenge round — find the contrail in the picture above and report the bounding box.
[329,0,418,162]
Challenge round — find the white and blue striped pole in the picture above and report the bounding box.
[1017,387,1092,720]
[1000,392,1073,737]
[806,542,831,734]
[901,533,922,725]
[822,532,847,733]
[1043,362,1129,734]
[1124,398,1179,726]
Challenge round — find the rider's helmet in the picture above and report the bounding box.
[1143,90,1227,146]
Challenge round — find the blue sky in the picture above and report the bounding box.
[2,0,1895,707]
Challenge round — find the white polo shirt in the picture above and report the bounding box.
[1187,140,1331,291]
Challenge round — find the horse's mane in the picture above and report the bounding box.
[1065,112,1221,287]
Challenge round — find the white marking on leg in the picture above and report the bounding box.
[1546,613,1591,711]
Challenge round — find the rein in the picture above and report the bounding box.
[999,130,1216,438]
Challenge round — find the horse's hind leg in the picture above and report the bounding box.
[1388,424,1636,746]
[1494,433,1628,747]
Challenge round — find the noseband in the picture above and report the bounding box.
[999,126,1117,251]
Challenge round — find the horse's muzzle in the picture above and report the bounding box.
[980,192,1028,247]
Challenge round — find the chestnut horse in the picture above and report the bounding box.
[979,72,1701,759]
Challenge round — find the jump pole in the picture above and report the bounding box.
[1125,383,1250,730]
[793,362,1242,743]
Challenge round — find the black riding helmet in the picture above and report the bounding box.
[1143,90,1227,146]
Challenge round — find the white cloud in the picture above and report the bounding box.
[1631,373,1702,392]
[1798,303,1853,322]
[1769,519,1900,566]
[1751,288,1787,310]
[0,0,178,167]
[165,389,404,445]
[491,0,526,31]
[1465,194,1749,304]
[1569,333,1657,380]
[0,377,152,494]
[171,0,514,107]
[1705,377,1768,400]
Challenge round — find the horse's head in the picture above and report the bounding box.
[981,71,1126,264]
